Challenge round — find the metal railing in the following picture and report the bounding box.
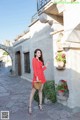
[37,0,51,11]
[31,13,39,23]
[37,0,78,11]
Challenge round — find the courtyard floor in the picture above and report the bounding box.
[0,67,80,120]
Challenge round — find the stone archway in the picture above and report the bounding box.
[0,44,14,71]
[0,44,13,59]
[67,24,80,43]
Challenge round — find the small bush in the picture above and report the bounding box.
[34,80,56,103]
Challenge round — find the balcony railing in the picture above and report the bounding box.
[31,13,39,23]
[37,0,77,11]
[37,0,51,11]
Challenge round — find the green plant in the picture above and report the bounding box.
[55,52,66,63]
[34,81,56,103]
[55,80,69,94]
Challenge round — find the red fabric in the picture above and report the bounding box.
[32,57,47,85]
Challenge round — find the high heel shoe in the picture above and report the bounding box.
[28,106,32,114]
[38,104,43,111]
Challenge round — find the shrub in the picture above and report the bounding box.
[34,80,56,103]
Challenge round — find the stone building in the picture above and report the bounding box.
[13,0,80,111]
[13,19,54,81]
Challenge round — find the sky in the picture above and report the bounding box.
[0,0,37,43]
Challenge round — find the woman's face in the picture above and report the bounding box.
[35,50,41,58]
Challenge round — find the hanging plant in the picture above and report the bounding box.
[55,52,66,70]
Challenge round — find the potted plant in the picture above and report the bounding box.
[55,52,66,69]
[55,80,69,97]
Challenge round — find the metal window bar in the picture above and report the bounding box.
[31,13,39,23]
[37,0,51,11]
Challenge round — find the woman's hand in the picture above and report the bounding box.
[36,76,39,82]
[45,61,49,68]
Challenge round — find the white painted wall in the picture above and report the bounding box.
[53,4,80,109]
[63,4,80,42]
[63,4,80,109]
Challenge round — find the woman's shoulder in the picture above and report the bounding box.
[32,58,38,64]
[32,57,36,61]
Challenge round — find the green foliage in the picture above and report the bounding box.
[55,80,69,93]
[55,52,66,63]
[43,81,56,103]
[56,84,65,91]
[34,81,56,103]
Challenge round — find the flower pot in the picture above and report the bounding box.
[57,61,65,70]
[58,90,64,96]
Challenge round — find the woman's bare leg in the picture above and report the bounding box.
[38,84,44,110]
[28,87,36,113]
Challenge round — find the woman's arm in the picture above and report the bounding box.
[32,58,38,77]
[32,58,39,81]
[42,66,47,71]
[42,61,49,71]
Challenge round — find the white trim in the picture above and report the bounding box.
[21,76,32,82]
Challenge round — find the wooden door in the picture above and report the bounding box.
[16,51,21,76]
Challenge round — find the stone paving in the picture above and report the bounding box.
[0,68,80,120]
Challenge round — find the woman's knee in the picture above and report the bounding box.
[39,86,43,93]
[39,89,42,93]
[31,87,36,94]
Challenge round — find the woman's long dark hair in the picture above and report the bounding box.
[34,49,44,65]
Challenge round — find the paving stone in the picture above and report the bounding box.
[0,86,7,92]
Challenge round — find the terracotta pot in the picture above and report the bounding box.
[57,61,65,70]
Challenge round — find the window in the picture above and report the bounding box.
[24,52,31,73]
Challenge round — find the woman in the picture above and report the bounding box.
[28,49,48,114]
